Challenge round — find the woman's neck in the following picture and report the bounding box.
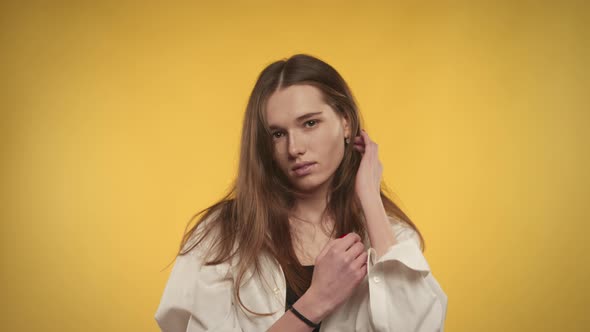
[290,178,333,224]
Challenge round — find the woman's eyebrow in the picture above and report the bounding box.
[269,111,323,130]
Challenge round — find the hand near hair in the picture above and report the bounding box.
[303,232,367,318]
[353,129,383,202]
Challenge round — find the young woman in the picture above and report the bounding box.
[155,54,448,331]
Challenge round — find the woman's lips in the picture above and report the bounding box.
[293,163,316,176]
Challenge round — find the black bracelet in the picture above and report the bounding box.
[287,304,321,328]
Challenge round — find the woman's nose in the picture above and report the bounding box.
[288,133,306,157]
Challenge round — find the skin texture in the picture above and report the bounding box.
[266,84,350,195]
[266,84,395,331]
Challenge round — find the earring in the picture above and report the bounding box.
[345,137,350,145]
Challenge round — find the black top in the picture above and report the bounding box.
[285,265,321,331]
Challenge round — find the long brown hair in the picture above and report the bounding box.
[169,53,425,316]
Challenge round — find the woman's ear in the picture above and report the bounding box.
[341,114,351,138]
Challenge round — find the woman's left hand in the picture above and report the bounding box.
[352,129,383,202]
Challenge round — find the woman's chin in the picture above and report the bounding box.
[291,177,329,194]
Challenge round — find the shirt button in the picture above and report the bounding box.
[373,276,381,283]
[273,287,279,293]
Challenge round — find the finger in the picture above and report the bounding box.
[360,129,370,141]
[333,232,362,252]
[359,130,372,151]
[346,242,365,261]
[353,137,365,149]
[352,251,368,270]
[360,130,378,155]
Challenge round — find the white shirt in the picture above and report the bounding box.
[155,215,448,331]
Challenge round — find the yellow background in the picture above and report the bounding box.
[1,1,588,331]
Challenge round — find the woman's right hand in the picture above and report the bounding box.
[306,232,368,315]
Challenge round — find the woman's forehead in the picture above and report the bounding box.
[265,85,335,127]
[267,85,324,112]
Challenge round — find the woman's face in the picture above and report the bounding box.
[265,84,350,193]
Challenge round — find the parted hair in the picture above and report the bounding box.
[171,54,425,316]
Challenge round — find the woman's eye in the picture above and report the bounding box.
[271,121,317,139]
[305,120,318,128]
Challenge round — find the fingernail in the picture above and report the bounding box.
[338,233,348,239]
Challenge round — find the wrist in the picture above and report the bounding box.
[295,288,332,323]
[358,190,383,209]
[357,187,380,203]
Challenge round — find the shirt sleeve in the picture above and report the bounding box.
[154,225,243,332]
[365,220,448,332]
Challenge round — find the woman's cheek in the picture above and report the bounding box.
[273,150,288,175]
